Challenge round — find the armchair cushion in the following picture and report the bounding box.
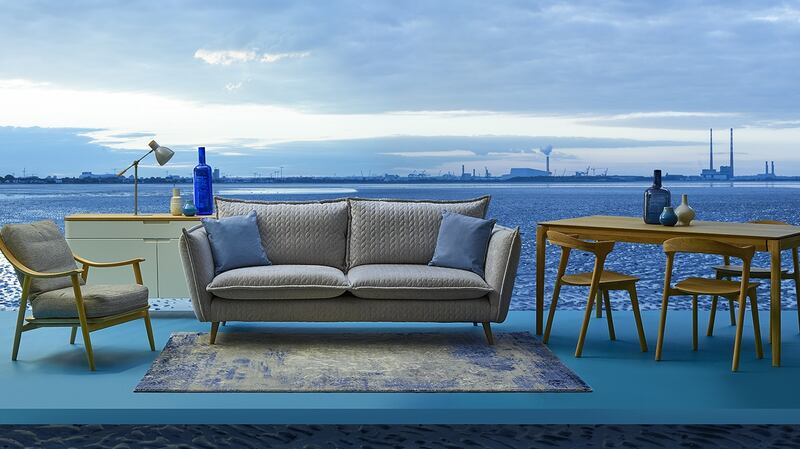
[32,284,148,319]
[0,220,82,296]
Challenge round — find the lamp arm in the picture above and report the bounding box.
[117,149,154,177]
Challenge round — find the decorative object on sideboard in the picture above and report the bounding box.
[117,140,175,215]
[659,206,678,227]
[170,188,183,216]
[193,146,214,215]
[643,169,671,224]
[675,194,696,226]
[182,201,197,217]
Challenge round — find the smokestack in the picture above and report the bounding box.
[730,128,734,178]
[709,128,714,170]
[766,161,769,175]
[472,168,476,177]
[461,164,465,177]
[539,145,553,175]
[772,161,775,176]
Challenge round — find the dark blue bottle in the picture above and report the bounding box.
[193,147,214,215]
[643,169,670,224]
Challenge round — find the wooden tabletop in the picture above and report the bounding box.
[539,215,800,240]
[65,213,205,221]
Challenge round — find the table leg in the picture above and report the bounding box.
[536,225,547,335]
[769,240,782,367]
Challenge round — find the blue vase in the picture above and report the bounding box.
[643,169,671,224]
[193,146,214,215]
[659,206,678,227]
[182,201,197,217]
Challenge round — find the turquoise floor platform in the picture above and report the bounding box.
[0,309,798,425]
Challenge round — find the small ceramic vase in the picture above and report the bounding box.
[170,188,182,216]
[182,201,197,217]
[659,206,678,227]
[675,194,695,226]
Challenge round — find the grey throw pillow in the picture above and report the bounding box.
[202,211,271,275]
[429,211,496,277]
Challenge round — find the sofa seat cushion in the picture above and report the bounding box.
[347,264,492,300]
[32,284,149,319]
[207,265,349,300]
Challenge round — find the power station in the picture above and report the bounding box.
[700,128,735,180]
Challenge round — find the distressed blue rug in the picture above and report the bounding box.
[135,331,590,393]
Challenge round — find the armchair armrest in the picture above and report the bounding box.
[73,254,144,284]
[179,225,216,322]
[484,225,522,323]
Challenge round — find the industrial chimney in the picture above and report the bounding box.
[540,145,553,175]
[709,129,714,171]
[461,164,465,177]
[765,161,769,175]
[729,128,734,179]
[772,161,775,176]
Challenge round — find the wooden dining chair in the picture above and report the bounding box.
[707,220,800,335]
[0,221,155,371]
[656,237,763,372]
[543,231,647,357]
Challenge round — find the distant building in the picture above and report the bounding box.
[213,168,221,181]
[78,171,117,180]
[502,168,550,179]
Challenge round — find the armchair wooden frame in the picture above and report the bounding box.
[656,237,763,372]
[0,236,155,371]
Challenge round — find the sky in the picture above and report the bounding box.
[0,0,799,178]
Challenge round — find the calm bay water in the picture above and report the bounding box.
[1,182,799,312]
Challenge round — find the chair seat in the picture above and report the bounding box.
[31,284,149,319]
[561,270,639,287]
[674,277,758,296]
[712,264,791,279]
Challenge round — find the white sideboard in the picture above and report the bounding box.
[65,214,202,298]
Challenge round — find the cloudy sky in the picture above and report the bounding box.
[1,0,799,178]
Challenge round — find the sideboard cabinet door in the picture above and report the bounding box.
[67,239,159,297]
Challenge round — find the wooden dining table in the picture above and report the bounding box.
[535,215,800,367]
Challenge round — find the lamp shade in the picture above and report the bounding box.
[148,140,175,166]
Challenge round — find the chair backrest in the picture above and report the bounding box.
[0,221,80,296]
[662,237,755,261]
[546,230,615,256]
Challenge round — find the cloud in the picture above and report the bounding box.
[225,82,243,91]
[382,150,476,158]
[194,49,309,66]
[753,7,800,24]
[260,52,309,63]
[193,49,256,65]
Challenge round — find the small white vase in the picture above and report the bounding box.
[170,188,183,216]
[675,194,695,226]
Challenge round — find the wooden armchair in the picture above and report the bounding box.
[0,220,154,371]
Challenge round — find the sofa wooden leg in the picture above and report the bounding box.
[69,326,78,345]
[482,322,494,345]
[210,322,220,345]
[222,321,227,326]
[472,322,477,326]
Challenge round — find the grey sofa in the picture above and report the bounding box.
[179,196,522,344]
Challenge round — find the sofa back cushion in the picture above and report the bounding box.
[216,197,349,270]
[348,196,491,268]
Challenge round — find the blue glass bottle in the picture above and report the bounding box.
[643,169,670,224]
[193,147,214,215]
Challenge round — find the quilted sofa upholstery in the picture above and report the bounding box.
[180,196,521,326]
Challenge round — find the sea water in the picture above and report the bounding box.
[1,182,799,312]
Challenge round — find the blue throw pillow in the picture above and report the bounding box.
[429,211,496,277]
[202,210,271,275]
